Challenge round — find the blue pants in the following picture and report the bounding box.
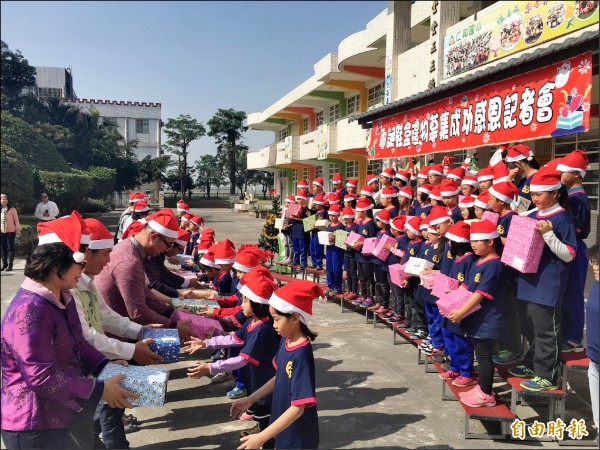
[1,429,72,449]
[344,254,358,293]
[424,302,444,349]
[562,239,588,344]
[94,404,128,449]
[310,234,324,268]
[292,236,308,266]
[442,328,475,377]
[326,246,344,291]
[230,346,246,391]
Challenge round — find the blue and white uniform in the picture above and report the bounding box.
[309,209,327,269]
[326,222,345,292]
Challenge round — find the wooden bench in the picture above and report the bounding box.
[271,272,300,287]
[304,267,326,283]
[560,351,590,392]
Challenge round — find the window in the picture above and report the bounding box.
[315,111,324,127]
[346,161,359,179]
[136,119,149,134]
[367,83,384,110]
[327,163,339,191]
[367,159,382,175]
[292,169,298,185]
[347,95,360,115]
[278,126,290,142]
[315,165,323,179]
[303,168,310,181]
[37,87,61,98]
[303,117,310,133]
[329,104,340,123]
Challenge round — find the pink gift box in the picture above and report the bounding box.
[436,289,480,319]
[501,215,545,273]
[420,272,437,290]
[389,263,409,286]
[344,231,365,247]
[286,203,302,217]
[431,273,460,298]
[171,310,223,339]
[372,234,396,261]
[482,211,500,226]
[361,237,379,256]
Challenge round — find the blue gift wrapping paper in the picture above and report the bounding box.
[97,363,170,407]
[142,328,180,363]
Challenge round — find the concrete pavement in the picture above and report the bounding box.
[1,208,596,448]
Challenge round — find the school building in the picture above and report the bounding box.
[246,0,599,245]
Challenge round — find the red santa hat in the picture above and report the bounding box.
[239,271,278,305]
[312,194,325,206]
[346,178,358,188]
[429,185,443,201]
[133,201,150,213]
[146,208,180,239]
[131,192,146,203]
[121,221,144,240]
[488,181,519,205]
[176,200,189,212]
[506,143,534,162]
[376,208,391,224]
[428,205,453,226]
[189,215,204,227]
[285,195,297,204]
[420,216,431,231]
[417,184,433,195]
[556,150,589,178]
[268,280,325,323]
[529,166,562,192]
[181,213,194,223]
[297,179,309,189]
[213,239,236,265]
[175,228,191,247]
[461,175,479,187]
[342,206,355,219]
[331,173,343,185]
[445,221,471,243]
[492,161,510,184]
[477,166,494,182]
[399,186,414,200]
[295,190,309,200]
[470,219,500,240]
[360,185,374,197]
[447,166,465,183]
[394,170,410,183]
[356,198,374,211]
[391,215,406,232]
[200,250,220,268]
[405,216,423,236]
[201,227,215,239]
[381,167,396,179]
[312,177,324,188]
[328,204,342,216]
[474,191,491,210]
[365,174,378,185]
[233,247,267,273]
[428,164,445,176]
[458,195,476,208]
[380,186,398,198]
[417,165,431,179]
[37,211,87,263]
[195,238,213,254]
[343,194,356,203]
[84,218,114,250]
[328,193,340,204]
[440,179,460,197]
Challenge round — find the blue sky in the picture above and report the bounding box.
[1,1,386,163]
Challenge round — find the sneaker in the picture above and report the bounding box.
[439,370,459,380]
[360,298,374,308]
[367,302,381,311]
[419,341,432,351]
[345,292,358,300]
[432,353,447,363]
[414,329,429,339]
[299,264,307,269]
[210,372,233,384]
[352,297,364,305]
[240,425,260,438]
[239,412,254,421]
[561,340,585,353]
[520,376,558,391]
[441,362,451,372]
[388,315,401,324]
[397,323,410,329]
[382,311,395,319]
[508,365,536,378]
[424,347,444,356]
[406,327,417,333]
[460,385,496,408]
[226,387,247,399]
[492,350,524,365]
[452,375,479,387]
[374,306,387,314]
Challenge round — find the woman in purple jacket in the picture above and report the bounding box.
[1,213,135,449]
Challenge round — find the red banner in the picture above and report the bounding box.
[367,52,592,159]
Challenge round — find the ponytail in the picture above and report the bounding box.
[300,322,318,341]
[557,185,572,216]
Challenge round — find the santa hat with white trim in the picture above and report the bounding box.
[474,191,491,210]
[233,246,267,273]
[189,215,204,227]
[488,181,519,205]
[312,194,325,206]
[458,195,476,208]
[346,178,358,188]
[399,186,414,200]
[529,166,562,192]
[445,221,471,243]
[297,179,309,189]
[376,208,391,224]
[417,165,431,179]
[440,180,460,197]
[239,271,278,305]
[356,198,374,211]
[131,192,146,203]
[213,239,236,265]
[133,201,150,213]
[380,186,398,198]
[492,161,510,184]
[556,150,589,178]
[295,189,309,200]
[146,208,180,239]
[342,206,355,220]
[420,216,431,231]
[328,204,342,216]
[477,166,494,182]
[176,200,189,212]
[180,213,193,223]
[175,228,191,247]
[195,238,213,254]
[470,219,499,241]
[84,218,114,250]
[331,173,343,185]
[328,193,340,204]
[506,143,534,162]
[200,227,215,241]
[343,194,357,203]
[312,177,324,188]
[429,185,443,202]
[417,184,433,195]
[285,195,297,204]
[360,185,374,197]
[461,175,479,187]
[405,216,423,236]
[122,221,144,240]
[37,211,87,263]
[268,280,325,323]
[394,170,410,183]
[365,174,378,185]
[381,167,396,179]
[391,215,406,232]
[428,206,453,226]
[429,164,445,176]
[447,166,465,183]
[200,249,220,268]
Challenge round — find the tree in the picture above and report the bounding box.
[195,154,226,199]
[207,108,247,195]
[1,40,37,115]
[249,170,274,199]
[163,115,206,199]
[137,155,171,186]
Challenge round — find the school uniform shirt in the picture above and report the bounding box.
[386,206,399,219]
[344,223,358,257]
[568,187,591,240]
[214,271,234,296]
[586,281,599,364]
[496,211,517,238]
[334,187,348,199]
[271,337,319,449]
[517,174,535,205]
[233,317,281,403]
[442,252,476,334]
[354,219,378,264]
[448,206,462,223]
[291,206,308,239]
[414,203,432,218]
[415,242,441,304]
[518,205,577,307]
[460,256,506,339]
[402,238,424,264]
[398,206,415,217]
[440,240,454,275]
[387,235,409,266]
[311,209,327,236]
[372,229,392,269]
[184,232,199,256]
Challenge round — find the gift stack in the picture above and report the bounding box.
[142,328,180,363]
[97,363,170,407]
[501,215,545,273]
[170,310,223,339]
[436,289,479,319]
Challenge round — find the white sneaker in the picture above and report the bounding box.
[210,372,233,384]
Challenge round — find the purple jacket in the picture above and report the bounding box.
[1,278,107,431]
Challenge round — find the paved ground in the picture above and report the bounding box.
[1,208,597,448]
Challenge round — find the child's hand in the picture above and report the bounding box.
[535,219,553,235]
[448,309,464,323]
[238,432,267,449]
[383,243,392,250]
[421,267,433,276]
[199,307,214,317]
[187,361,211,379]
[400,280,409,288]
[184,259,195,267]
[182,338,206,354]
[230,397,253,419]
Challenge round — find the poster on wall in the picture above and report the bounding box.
[367,52,592,160]
[443,0,599,79]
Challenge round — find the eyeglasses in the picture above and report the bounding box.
[155,233,175,248]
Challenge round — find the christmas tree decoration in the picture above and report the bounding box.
[258,196,281,259]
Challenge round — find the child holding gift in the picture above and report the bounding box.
[449,219,506,407]
[414,184,433,218]
[380,186,400,218]
[308,194,327,271]
[369,208,393,315]
[509,167,577,391]
[231,281,322,450]
[397,216,424,334]
[324,205,345,296]
[290,190,310,269]
[383,215,408,323]
[351,198,378,309]
[341,206,359,301]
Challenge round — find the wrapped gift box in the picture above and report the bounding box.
[287,204,302,217]
[431,273,460,298]
[481,211,500,226]
[334,230,349,250]
[372,234,396,261]
[344,231,364,247]
[513,196,532,214]
[389,263,409,286]
[557,111,583,130]
[171,299,220,315]
[274,218,284,230]
[317,231,333,246]
[436,289,480,319]
[141,328,180,363]
[302,214,317,232]
[361,237,379,256]
[314,219,330,230]
[501,215,545,273]
[420,272,437,290]
[97,363,169,407]
[404,257,434,276]
[175,254,194,265]
[170,309,223,339]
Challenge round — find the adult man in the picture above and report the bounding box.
[95,209,192,342]
[72,218,163,449]
[34,192,59,222]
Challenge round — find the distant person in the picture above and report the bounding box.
[34,192,59,223]
[1,193,21,272]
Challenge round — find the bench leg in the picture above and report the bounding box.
[441,380,457,401]
[464,414,510,440]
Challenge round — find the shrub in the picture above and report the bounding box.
[0,144,35,209]
[80,198,112,213]
[87,166,116,199]
[37,169,92,213]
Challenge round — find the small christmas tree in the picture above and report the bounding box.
[258,195,281,258]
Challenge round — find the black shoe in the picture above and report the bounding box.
[441,362,451,372]
[299,264,307,269]
[6,264,12,272]
[0,262,7,271]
